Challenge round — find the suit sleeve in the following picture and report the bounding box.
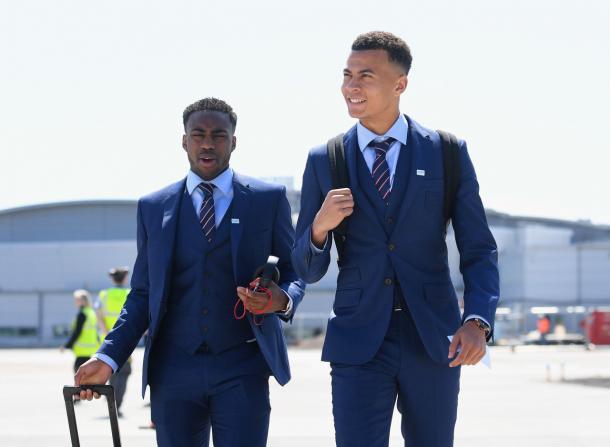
[97,199,151,368]
[291,152,333,283]
[272,186,306,323]
[451,140,500,335]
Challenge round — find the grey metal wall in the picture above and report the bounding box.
[1,199,610,347]
[0,201,136,243]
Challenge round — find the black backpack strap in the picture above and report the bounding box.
[437,130,461,225]
[326,133,348,263]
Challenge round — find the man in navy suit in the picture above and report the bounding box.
[74,97,305,447]
[292,32,499,446]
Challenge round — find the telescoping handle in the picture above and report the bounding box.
[62,385,122,447]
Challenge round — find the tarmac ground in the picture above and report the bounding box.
[1,345,609,446]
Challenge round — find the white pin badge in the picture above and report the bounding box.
[416,169,426,176]
[231,218,240,224]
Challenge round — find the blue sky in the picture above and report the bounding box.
[1,0,609,224]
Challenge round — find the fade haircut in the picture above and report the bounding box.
[351,31,413,75]
[183,97,238,131]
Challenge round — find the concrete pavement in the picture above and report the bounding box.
[0,345,609,446]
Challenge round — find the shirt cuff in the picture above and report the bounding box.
[310,231,329,253]
[93,353,118,373]
[276,290,293,317]
[464,314,491,328]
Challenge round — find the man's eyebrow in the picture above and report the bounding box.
[189,127,228,133]
[343,68,375,75]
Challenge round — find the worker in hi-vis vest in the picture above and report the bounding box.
[61,289,100,374]
[95,266,132,417]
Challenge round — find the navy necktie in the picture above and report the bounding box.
[369,138,394,204]
[198,182,216,242]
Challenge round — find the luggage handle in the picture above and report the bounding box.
[62,385,122,447]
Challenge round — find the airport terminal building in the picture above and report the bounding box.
[1,187,609,347]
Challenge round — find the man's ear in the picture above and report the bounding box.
[182,134,187,151]
[395,75,408,96]
[231,135,237,152]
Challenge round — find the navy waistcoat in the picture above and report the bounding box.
[160,188,254,354]
[355,145,412,307]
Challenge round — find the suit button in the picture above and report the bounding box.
[388,243,395,251]
[203,326,208,332]
[387,217,394,225]
[384,278,393,286]
[202,308,209,315]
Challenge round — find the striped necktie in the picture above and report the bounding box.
[198,182,216,242]
[370,138,394,204]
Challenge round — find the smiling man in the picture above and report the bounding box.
[292,32,499,446]
[74,98,305,447]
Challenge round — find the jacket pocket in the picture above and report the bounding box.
[333,288,361,311]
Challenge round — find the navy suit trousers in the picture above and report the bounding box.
[149,337,271,447]
[331,307,461,447]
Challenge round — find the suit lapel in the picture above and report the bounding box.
[392,117,434,232]
[160,178,185,298]
[230,173,253,282]
[344,127,384,231]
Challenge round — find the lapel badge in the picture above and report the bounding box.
[231,218,240,224]
[416,169,426,176]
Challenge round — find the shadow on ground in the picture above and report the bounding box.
[560,377,610,388]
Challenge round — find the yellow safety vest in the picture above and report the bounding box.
[72,307,100,358]
[98,287,130,332]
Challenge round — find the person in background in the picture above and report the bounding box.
[537,314,552,344]
[95,267,132,417]
[61,289,100,373]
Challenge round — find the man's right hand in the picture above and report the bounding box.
[74,358,113,401]
[311,188,354,248]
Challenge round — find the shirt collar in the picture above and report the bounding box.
[356,114,408,152]
[186,167,234,197]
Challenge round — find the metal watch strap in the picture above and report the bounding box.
[470,318,491,336]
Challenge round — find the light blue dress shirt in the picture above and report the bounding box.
[356,113,408,188]
[186,168,234,228]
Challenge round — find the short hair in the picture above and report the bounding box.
[73,289,90,305]
[182,97,237,131]
[109,266,129,284]
[351,31,413,75]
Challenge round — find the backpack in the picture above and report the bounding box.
[326,129,461,263]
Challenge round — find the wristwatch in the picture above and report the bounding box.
[468,318,491,338]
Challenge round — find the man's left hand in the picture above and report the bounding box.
[448,320,487,367]
[236,281,288,315]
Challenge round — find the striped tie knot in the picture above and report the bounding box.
[198,182,215,197]
[370,137,394,153]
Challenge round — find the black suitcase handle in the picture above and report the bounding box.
[63,385,122,447]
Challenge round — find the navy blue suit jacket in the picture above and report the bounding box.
[99,173,305,395]
[292,117,499,366]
